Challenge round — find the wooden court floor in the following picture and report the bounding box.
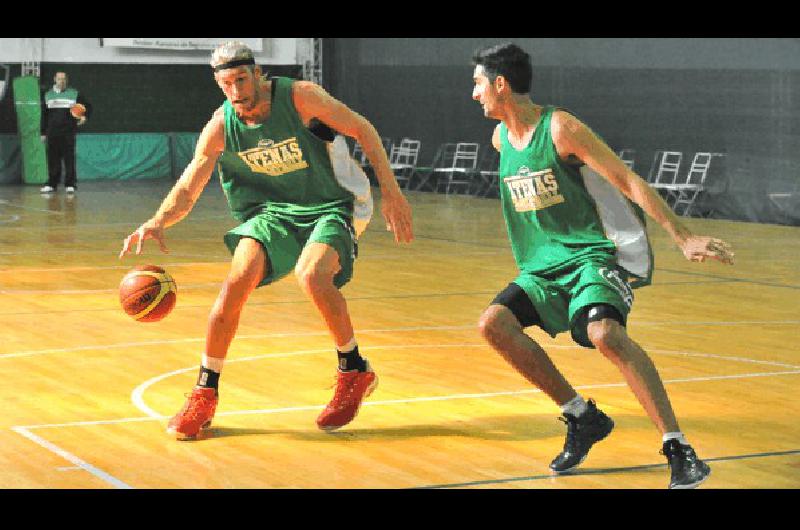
[1,179,798,489]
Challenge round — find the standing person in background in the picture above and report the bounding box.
[40,71,91,195]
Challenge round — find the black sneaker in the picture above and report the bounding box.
[550,399,614,473]
[661,439,711,489]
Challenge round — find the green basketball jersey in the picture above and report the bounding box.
[498,105,653,285]
[217,77,354,222]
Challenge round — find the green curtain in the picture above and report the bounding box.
[76,133,171,180]
[0,132,216,183]
[171,132,199,176]
[12,76,48,184]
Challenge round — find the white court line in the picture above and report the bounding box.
[17,368,800,432]
[11,426,134,489]
[131,344,488,418]
[0,282,225,295]
[635,320,800,327]
[0,249,500,268]
[13,346,800,490]
[0,199,64,215]
[4,320,800,360]
[0,250,229,258]
[0,260,228,274]
[0,215,21,224]
[131,344,800,418]
[0,324,476,359]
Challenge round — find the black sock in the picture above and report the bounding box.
[337,345,366,372]
[196,366,220,391]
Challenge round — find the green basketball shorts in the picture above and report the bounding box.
[513,259,634,348]
[223,211,356,289]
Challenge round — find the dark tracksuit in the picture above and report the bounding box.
[41,86,92,189]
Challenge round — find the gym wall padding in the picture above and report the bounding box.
[76,133,171,181]
[0,132,217,183]
[12,76,48,184]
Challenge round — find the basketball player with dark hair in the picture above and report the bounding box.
[471,42,734,488]
[120,41,413,440]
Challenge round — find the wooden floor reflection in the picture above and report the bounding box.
[1,180,798,489]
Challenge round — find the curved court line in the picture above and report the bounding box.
[131,347,339,418]
[131,344,488,418]
[134,370,800,422]
[16,366,800,432]
[130,342,800,419]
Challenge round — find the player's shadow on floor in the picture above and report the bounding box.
[205,412,646,443]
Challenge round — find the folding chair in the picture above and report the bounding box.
[670,152,715,216]
[768,173,800,225]
[409,143,452,191]
[649,151,683,206]
[651,151,716,216]
[433,142,480,195]
[618,149,636,170]
[389,138,421,190]
[646,150,666,183]
[352,137,393,169]
[477,147,500,197]
[351,142,367,167]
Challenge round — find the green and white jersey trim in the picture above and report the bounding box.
[46,97,77,108]
[580,166,653,287]
[327,135,373,238]
[45,88,78,108]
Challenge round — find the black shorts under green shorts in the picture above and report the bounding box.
[513,259,634,348]
[223,211,356,289]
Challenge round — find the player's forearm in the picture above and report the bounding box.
[626,175,692,245]
[356,123,402,196]
[151,185,196,228]
[151,156,213,228]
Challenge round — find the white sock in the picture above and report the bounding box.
[662,432,689,445]
[336,337,358,353]
[560,395,589,418]
[202,353,224,373]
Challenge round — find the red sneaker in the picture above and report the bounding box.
[316,361,378,431]
[166,387,218,440]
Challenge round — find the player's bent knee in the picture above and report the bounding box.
[587,319,627,353]
[230,238,267,284]
[478,305,521,345]
[295,261,336,293]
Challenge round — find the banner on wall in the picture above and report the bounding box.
[102,38,263,51]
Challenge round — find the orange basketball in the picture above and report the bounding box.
[70,103,86,118]
[119,265,177,322]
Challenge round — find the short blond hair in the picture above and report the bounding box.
[210,41,255,69]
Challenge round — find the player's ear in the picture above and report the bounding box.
[494,75,507,94]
